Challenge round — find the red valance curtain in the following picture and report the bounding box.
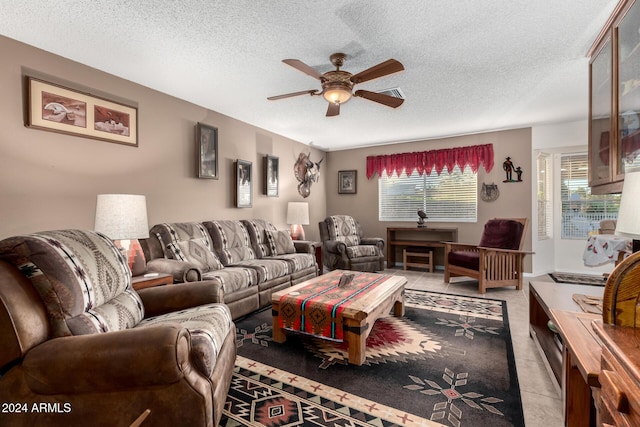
[366,143,494,179]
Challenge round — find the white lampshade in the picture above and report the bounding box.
[94,194,149,240]
[616,171,640,240]
[286,202,309,225]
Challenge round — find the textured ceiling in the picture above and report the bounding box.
[0,1,619,151]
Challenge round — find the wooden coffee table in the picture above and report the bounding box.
[271,270,406,365]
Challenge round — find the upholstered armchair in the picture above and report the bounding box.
[318,215,385,272]
[0,229,236,427]
[444,218,529,294]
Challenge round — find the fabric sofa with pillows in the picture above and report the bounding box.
[141,219,318,319]
[0,229,235,426]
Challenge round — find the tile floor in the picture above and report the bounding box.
[383,267,563,427]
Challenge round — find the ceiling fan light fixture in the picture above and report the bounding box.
[323,82,352,104]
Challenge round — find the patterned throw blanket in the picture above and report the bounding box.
[277,271,391,340]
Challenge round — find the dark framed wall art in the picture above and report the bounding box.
[338,170,357,194]
[235,159,252,208]
[264,155,279,197]
[26,77,138,147]
[197,123,218,179]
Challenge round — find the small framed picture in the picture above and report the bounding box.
[264,155,279,197]
[235,159,252,208]
[338,170,357,194]
[197,123,218,179]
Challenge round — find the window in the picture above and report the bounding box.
[560,153,620,239]
[537,153,552,240]
[379,165,477,222]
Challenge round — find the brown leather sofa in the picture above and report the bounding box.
[0,230,236,427]
[141,219,319,319]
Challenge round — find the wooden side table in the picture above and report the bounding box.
[132,273,173,291]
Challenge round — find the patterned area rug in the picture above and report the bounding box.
[549,272,607,286]
[221,290,524,427]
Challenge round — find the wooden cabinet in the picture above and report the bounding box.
[589,0,640,194]
[593,322,640,426]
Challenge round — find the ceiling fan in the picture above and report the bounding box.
[267,53,405,117]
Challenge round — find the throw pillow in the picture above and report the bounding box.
[166,238,223,272]
[265,230,295,255]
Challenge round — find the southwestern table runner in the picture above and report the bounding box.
[277,270,392,340]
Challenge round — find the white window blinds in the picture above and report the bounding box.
[379,166,477,222]
[560,153,620,239]
[537,153,552,240]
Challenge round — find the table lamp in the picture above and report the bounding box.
[94,194,149,276]
[287,202,309,240]
[615,170,640,253]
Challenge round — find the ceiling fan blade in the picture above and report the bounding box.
[326,102,340,117]
[354,90,404,108]
[267,90,319,101]
[282,59,324,80]
[350,59,404,84]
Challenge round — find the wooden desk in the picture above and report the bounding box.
[386,227,457,268]
[529,281,604,390]
[551,309,602,427]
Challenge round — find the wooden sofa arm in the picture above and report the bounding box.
[444,242,480,252]
[477,246,534,255]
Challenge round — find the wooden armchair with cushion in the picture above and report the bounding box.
[444,218,529,294]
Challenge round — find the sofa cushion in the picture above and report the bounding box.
[201,266,258,293]
[268,253,317,272]
[0,230,143,337]
[448,250,480,271]
[167,238,223,272]
[151,222,213,259]
[241,219,278,258]
[265,230,295,255]
[346,245,381,258]
[478,219,524,250]
[138,303,233,378]
[326,215,360,246]
[231,259,291,283]
[205,220,255,265]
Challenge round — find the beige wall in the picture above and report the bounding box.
[325,128,533,271]
[0,34,533,271]
[0,35,326,240]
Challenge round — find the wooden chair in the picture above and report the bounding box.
[602,250,640,326]
[444,218,530,294]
